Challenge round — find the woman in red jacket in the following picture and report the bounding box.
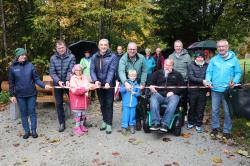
[69,64,96,136]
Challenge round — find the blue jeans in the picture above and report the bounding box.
[211,91,232,133]
[150,93,180,127]
[16,96,37,133]
[121,106,136,128]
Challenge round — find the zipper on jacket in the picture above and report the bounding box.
[129,82,134,107]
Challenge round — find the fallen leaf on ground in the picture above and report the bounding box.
[96,152,99,155]
[237,150,250,157]
[128,138,136,143]
[181,133,191,138]
[116,129,122,133]
[112,152,120,157]
[212,156,222,163]
[222,149,230,154]
[227,154,236,160]
[48,138,60,143]
[13,143,20,147]
[184,141,191,144]
[197,148,205,155]
[147,151,154,155]
[172,161,180,166]
[162,137,171,142]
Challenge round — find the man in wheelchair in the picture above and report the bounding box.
[148,59,185,132]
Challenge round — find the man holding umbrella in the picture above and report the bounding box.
[49,40,76,132]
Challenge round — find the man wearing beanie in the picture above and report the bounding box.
[9,48,51,139]
[49,40,76,132]
[187,51,209,133]
[206,39,241,140]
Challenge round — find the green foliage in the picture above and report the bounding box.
[155,0,250,48]
[31,55,49,76]
[0,91,9,104]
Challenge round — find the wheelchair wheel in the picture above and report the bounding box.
[143,112,151,133]
[173,116,182,136]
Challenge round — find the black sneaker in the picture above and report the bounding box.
[58,123,66,132]
[135,120,142,131]
[150,124,161,131]
[210,128,219,139]
[222,133,232,140]
[32,130,38,138]
[159,124,168,132]
[23,132,30,139]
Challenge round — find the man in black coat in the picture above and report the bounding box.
[49,40,76,132]
[148,59,184,132]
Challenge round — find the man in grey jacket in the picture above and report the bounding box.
[169,40,191,115]
[49,40,76,132]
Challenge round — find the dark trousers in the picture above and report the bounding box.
[54,88,68,125]
[188,90,207,126]
[16,96,37,133]
[97,88,114,125]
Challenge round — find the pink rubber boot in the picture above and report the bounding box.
[73,127,84,136]
[80,125,88,132]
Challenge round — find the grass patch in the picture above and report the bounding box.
[232,118,250,152]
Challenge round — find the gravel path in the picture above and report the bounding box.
[0,101,249,166]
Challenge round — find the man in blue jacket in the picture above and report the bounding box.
[90,39,118,134]
[49,40,76,132]
[205,39,241,140]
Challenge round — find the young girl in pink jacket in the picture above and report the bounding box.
[69,64,95,136]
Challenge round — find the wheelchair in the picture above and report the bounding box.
[137,90,185,136]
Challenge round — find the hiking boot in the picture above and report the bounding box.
[58,123,66,132]
[150,124,161,131]
[23,132,30,139]
[135,120,142,131]
[187,123,194,130]
[159,124,168,132]
[222,133,232,140]
[130,126,135,134]
[80,125,88,132]
[100,122,107,131]
[106,125,112,134]
[195,126,203,133]
[31,130,38,138]
[210,128,219,139]
[73,127,84,136]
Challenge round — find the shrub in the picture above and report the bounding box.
[0,91,10,104]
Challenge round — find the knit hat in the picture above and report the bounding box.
[194,51,205,58]
[15,48,26,58]
[72,64,83,73]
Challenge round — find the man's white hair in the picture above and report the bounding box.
[217,39,229,47]
[99,38,109,46]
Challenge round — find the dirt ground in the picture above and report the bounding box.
[0,100,249,166]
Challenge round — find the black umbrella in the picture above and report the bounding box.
[188,40,217,50]
[69,40,98,63]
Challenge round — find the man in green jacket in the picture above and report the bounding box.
[169,40,191,82]
[118,42,147,130]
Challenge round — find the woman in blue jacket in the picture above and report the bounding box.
[145,48,156,80]
[9,48,51,139]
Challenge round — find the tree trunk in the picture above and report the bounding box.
[0,0,7,56]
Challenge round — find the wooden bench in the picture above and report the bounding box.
[1,75,56,105]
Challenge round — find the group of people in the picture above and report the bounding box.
[8,39,241,140]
